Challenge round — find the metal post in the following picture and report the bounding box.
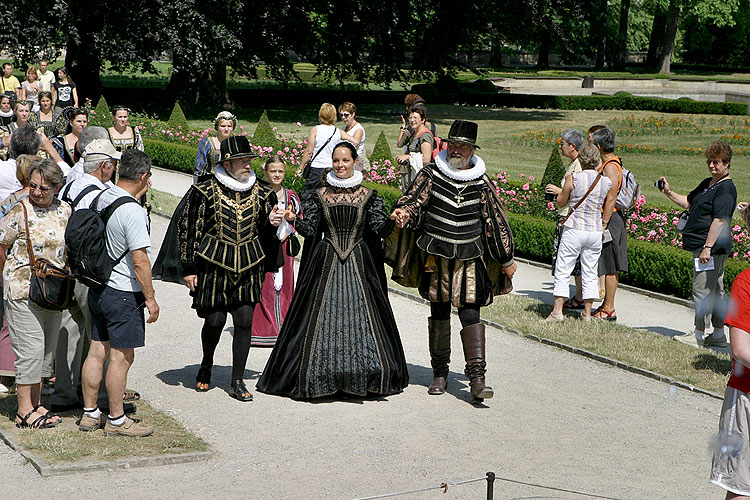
[486,471,495,500]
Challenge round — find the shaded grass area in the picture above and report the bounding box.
[387,273,731,395]
[148,188,181,217]
[0,396,208,464]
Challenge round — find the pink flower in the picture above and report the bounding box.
[296,122,302,127]
[529,175,534,181]
[522,183,530,191]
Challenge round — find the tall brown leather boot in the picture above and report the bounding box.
[428,318,451,395]
[460,323,493,402]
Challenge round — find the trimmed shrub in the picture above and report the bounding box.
[91,95,111,128]
[539,144,565,190]
[252,110,281,151]
[369,131,394,165]
[167,102,189,129]
[143,138,196,175]
[364,182,402,213]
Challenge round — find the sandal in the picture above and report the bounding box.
[16,409,61,429]
[123,389,141,402]
[562,297,585,310]
[34,404,61,422]
[230,380,253,402]
[196,366,212,392]
[592,307,617,322]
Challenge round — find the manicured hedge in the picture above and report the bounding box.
[508,212,749,298]
[143,138,196,175]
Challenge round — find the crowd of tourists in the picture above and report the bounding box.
[2,61,750,498]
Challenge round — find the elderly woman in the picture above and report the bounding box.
[51,107,88,168]
[338,102,368,171]
[300,103,357,191]
[193,110,236,181]
[0,159,70,428]
[658,141,737,348]
[546,129,585,308]
[545,142,612,322]
[395,107,434,191]
[108,105,144,152]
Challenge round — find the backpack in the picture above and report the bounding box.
[65,190,137,290]
[417,129,447,161]
[60,182,100,207]
[603,157,641,212]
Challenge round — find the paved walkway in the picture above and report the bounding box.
[0,167,726,499]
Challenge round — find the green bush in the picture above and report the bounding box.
[369,131,393,165]
[364,182,402,213]
[539,144,565,191]
[167,102,189,129]
[143,138,196,175]
[508,212,749,298]
[91,95,111,128]
[252,110,281,151]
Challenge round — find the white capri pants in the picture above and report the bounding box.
[553,227,603,300]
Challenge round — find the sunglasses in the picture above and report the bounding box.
[340,112,351,118]
[29,182,52,193]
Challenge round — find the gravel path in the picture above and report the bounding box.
[0,169,724,499]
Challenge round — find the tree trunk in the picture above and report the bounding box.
[594,0,608,70]
[167,53,230,111]
[657,0,680,73]
[536,29,550,69]
[614,0,631,70]
[647,9,668,68]
[64,2,103,105]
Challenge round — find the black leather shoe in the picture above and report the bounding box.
[230,380,253,402]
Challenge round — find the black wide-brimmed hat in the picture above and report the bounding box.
[217,136,259,164]
[444,120,480,149]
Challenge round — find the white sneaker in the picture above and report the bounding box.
[674,330,704,347]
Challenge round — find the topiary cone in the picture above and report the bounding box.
[539,143,566,190]
[252,110,281,152]
[369,131,393,165]
[168,102,189,129]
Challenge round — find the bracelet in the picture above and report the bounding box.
[703,245,713,249]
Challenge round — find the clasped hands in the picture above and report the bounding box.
[269,207,295,226]
[389,208,410,228]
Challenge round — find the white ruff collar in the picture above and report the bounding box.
[434,150,486,181]
[215,164,256,191]
[0,109,12,118]
[326,170,363,188]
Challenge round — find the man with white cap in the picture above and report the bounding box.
[51,139,120,412]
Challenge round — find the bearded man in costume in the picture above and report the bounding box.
[179,136,285,401]
[387,120,516,403]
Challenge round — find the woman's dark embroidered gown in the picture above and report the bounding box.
[257,182,408,399]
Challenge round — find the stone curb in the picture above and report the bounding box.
[0,421,214,476]
[388,286,722,401]
[514,256,694,309]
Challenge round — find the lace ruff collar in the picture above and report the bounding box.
[0,109,12,118]
[326,170,363,188]
[434,150,486,181]
[214,164,256,192]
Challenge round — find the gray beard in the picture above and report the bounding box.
[229,169,250,182]
[448,155,470,169]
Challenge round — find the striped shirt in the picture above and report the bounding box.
[564,170,611,232]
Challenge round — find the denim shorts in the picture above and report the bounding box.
[89,286,146,349]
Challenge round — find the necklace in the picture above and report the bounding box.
[454,184,470,204]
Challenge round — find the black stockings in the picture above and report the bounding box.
[429,302,480,328]
[200,304,255,382]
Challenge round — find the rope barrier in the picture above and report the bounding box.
[351,475,488,500]
[349,471,631,500]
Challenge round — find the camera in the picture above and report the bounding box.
[544,192,556,201]
[654,179,665,190]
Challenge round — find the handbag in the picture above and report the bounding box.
[302,129,337,179]
[21,202,77,310]
[676,210,689,232]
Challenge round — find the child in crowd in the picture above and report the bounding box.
[251,156,301,347]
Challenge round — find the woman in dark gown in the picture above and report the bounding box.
[257,142,408,399]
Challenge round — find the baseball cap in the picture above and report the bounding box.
[82,138,122,162]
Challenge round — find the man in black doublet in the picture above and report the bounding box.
[387,120,516,403]
[178,136,284,401]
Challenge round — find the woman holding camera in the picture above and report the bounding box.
[546,142,611,322]
[395,107,433,191]
[658,141,737,348]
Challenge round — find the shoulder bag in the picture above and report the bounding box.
[22,202,76,310]
[302,128,337,179]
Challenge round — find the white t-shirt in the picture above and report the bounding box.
[94,185,151,292]
[38,71,55,92]
[310,124,341,169]
[0,159,23,202]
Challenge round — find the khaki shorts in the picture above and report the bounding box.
[710,386,750,496]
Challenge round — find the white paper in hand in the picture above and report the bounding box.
[694,256,715,272]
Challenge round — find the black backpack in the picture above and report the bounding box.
[65,190,137,290]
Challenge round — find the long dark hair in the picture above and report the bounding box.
[332,141,358,160]
[57,66,74,86]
